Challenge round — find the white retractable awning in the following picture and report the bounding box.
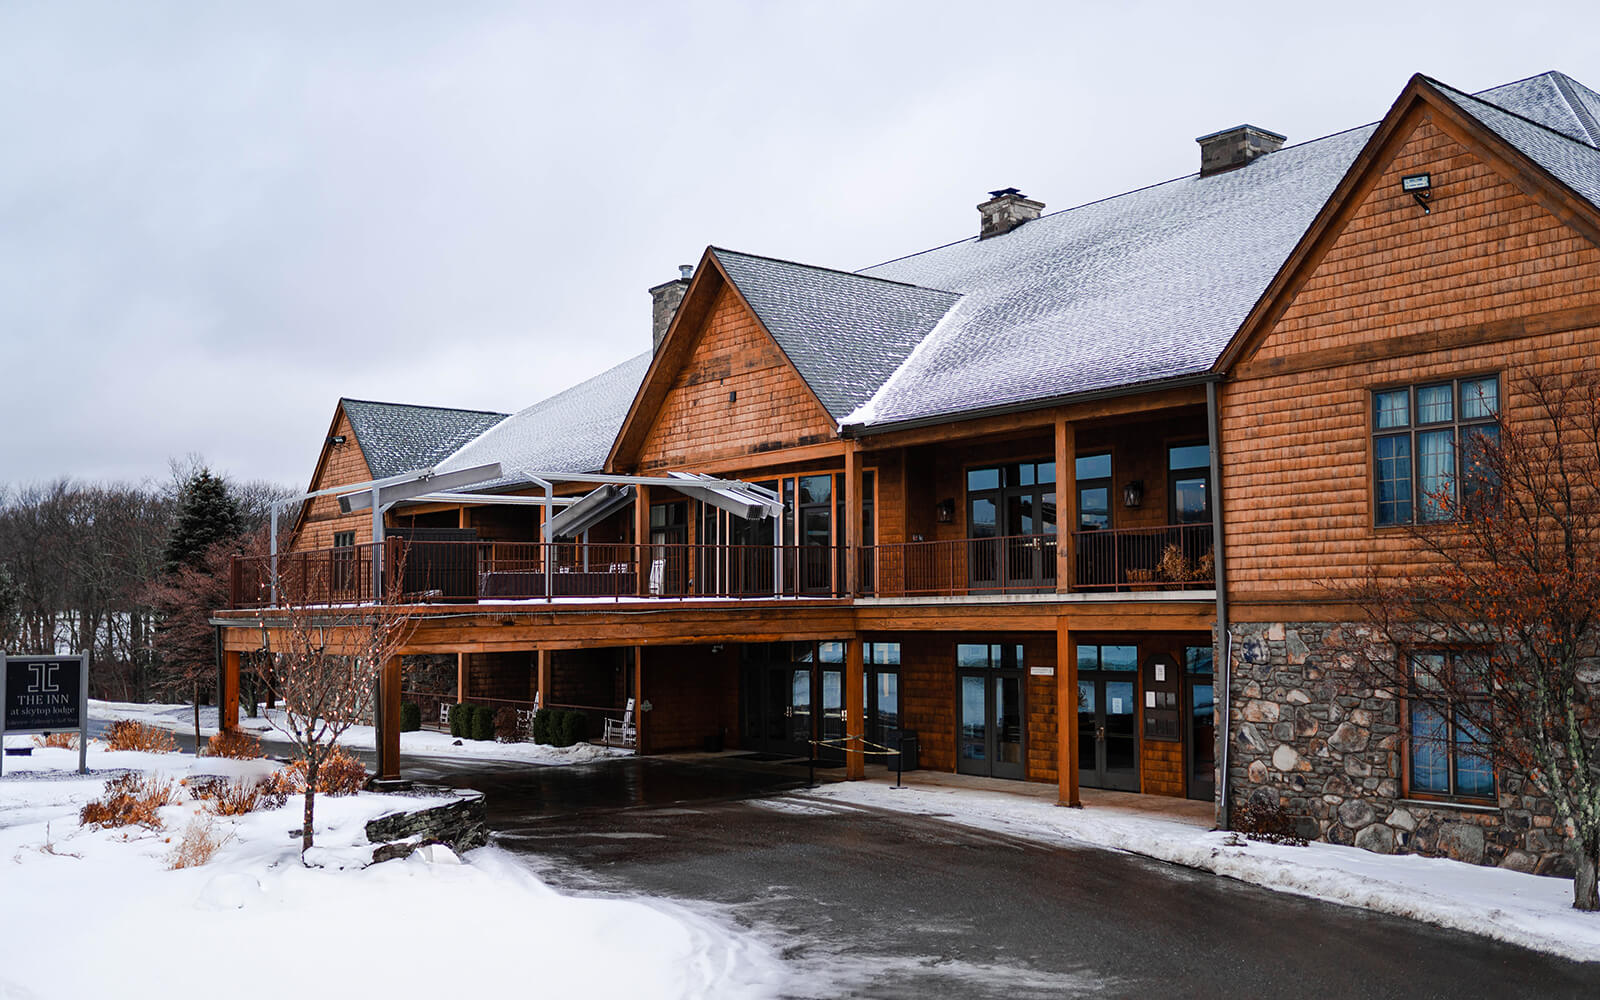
[663,471,783,520]
[545,484,635,538]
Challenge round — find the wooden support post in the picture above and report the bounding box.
[1057,618,1080,806]
[634,484,650,597]
[845,636,865,780]
[220,650,241,732]
[456,652,469,704]
[1056,419,1075,593]
[844,443,862,597]
[633,646,646,755]
[537,649,551,709]
[377,655,402,781]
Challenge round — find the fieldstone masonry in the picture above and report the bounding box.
[1226,622,1575,877]
[366,787,489,863]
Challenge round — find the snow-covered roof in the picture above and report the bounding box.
[434,351,652,489]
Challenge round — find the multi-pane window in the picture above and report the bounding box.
[1407,651,1494,801]
[1373,376,1500,526]
[1075,453,1112,531]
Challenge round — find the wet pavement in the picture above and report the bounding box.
[397,752,1600,999]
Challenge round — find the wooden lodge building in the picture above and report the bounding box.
[215,72,1600,875]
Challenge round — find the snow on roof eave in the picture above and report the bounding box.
[840,368,1222,438]
[835,295,970,430]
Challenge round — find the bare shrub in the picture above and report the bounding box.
[33,733,79,750]
[1235,793,1308,846]
[204,729,262,759]
[267,746,367,797]
[167,814,232,869]
[187,776,284,816]
[103,720,177,753]
[80,772,180,830]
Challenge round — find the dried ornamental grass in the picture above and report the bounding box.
[32,733,79,750]
[204,729,263,759]
[267,745,368,797]
[167,814,232,870]
[103,720,177,753]
[188,776,286,816]
[79,773,180,830]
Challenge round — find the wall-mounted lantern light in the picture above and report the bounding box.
[935,499,955,523]
[1402,173,1432,214]
[1122,480,1144,509]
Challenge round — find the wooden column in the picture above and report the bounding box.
[1055,419,1076,593]
[537,649,551,709]
[844,442,862,597]
[844,636,865,780]
[377,655,402,781]
[634,484,651,597]
[633,646,646,755]
[1057,618,1080,806]
[220,649,241,731]
[456,652,469,704]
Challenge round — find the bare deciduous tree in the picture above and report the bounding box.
[1350,369,1600,911]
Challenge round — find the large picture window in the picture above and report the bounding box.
[1407,651,1494,801]
[1372,376,1500,526]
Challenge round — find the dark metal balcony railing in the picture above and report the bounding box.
[227,523,1215,609]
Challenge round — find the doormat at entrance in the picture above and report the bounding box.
[728,752,793,762]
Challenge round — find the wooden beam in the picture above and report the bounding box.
[376,655,402,781]
[537,649,551,709]
[220,650,241,732]
[1055,420,1075,594]
[845,636,865,780]
[845,442,862,596]
[633,646,646,755]
[1058,618,1080,806]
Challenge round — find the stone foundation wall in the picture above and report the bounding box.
[1225,621,1574,877]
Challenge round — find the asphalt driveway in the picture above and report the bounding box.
[402,753,1600,999]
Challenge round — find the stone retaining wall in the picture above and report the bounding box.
[1225,621,1573,877]
[365,788,488,863]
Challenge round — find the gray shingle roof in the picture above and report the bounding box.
[434,350,652,487]
[1473,71,1600,148]
[340,399,507,479]
[709,248,961,418]
[1431,77,1600,211]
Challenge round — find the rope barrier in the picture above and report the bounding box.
[807,734,902,756]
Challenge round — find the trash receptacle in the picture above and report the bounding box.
[894,730,919,772]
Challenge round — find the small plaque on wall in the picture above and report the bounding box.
[1029,666,1054,677]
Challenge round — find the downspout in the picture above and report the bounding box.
[1207,379,1232,831]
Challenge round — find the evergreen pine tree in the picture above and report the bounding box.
[162,469,243,574]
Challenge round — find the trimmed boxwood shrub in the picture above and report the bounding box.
[469,704,495,742]
[448,702,469,738]
[400,702,422,733]
[531,708,553,745]
[558,710,588,748]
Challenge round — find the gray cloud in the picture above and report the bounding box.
[2,0,1594,488]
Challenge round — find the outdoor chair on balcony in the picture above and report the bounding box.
[648,558,665,596]
[604,698,637,747]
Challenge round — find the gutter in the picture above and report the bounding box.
[839,371,1216,439]
[1206,378,1232,831]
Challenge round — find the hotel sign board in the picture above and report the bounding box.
[1,653,89,775]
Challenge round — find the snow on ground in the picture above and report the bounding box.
[0,741,782,1000]
[803,780,1600,964]
[90,699,632,765]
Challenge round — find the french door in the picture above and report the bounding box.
[1076,643,1140,791]
[955,643,1026,780]
[966,462,1057,593]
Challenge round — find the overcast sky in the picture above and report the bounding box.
[2,1,1597,490]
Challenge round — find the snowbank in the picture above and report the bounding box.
[803,781,1600,964]
[0,744,782,999]
[90,700,632,765]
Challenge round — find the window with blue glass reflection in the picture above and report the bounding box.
[1407,651,1494,801]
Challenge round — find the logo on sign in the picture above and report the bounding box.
[27,663,60,694]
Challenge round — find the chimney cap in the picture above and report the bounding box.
[987,186,1026,199]
[678,264,694,280]
[1194,123,1286,145]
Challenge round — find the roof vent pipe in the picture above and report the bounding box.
[649,264,694,352]
[977,187,1044,239]
[1196,124,1286,176]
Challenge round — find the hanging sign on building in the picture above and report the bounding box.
[1,653,89,775]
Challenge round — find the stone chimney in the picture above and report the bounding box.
[977,188,1044,239]
[649,264,694,351]
[1196,124,1286,177]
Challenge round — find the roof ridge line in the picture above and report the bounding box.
[340,397,509,417]
[1548,71,1600,148]
[858,120,1384,275]
[1427,74,1600,153]
[710,246,960,296]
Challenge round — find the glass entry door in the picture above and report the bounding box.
[955,643,1026,780]
[965,462,1057,593]
[1184,645,1216,801]
[1076,643,1140,791]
